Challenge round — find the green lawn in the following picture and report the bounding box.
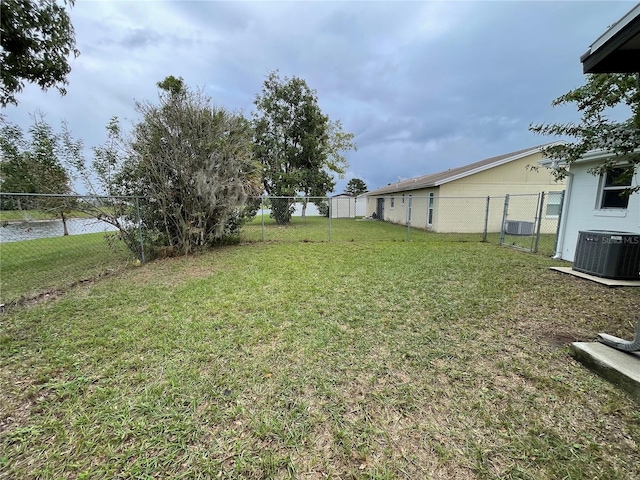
[242,216,558,256]
[0,232,133,304]
[0,209,56,222]
[0,209,97,222]
[242,215,496,244]
[1,221,639,479]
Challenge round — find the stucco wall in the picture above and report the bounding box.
[365,152,565,232]
[439,152,561,195]
[558,161,640,261]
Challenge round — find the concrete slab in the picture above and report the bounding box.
[570,342,640,404]
[550,266,640,287]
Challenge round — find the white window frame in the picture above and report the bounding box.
[390,197,395,209]
[597,167,631,210]
[427,193,434,227]
[545,191,562,218]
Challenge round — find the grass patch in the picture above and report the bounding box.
[0,232,133,304]
[501,232,557,256]
[241,216,558,256]
[1,221,639,478]
[0,209,96,222]
[241,215,491,244]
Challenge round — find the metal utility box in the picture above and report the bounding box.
[504,220,535,236]
[573,230,640,280]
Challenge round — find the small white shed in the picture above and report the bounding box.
[329,194,365,218]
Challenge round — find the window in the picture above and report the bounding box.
[600,167,631,209]
[427,193,434,226]
[390,197,395,208]
[546,191,563,218]
[402,194,405,204]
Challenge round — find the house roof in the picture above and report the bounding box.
[580,3,640,73]
[539,148,638,167]
[365,143,562,196]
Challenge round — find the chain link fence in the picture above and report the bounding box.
[241,196,411,243]
[241,192,564,255]
[2,191,563,305]
[499,192,563,255]
[1,193,143,305]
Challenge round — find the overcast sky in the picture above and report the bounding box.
[2,0,636,194]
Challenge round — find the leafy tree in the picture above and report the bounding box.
[55,116,151,258]
[344,178,368,196]
[530,73,640,190]
[0,121,31,197]
[252,71,356,223]
[0,115,73,232]
[316,199,329,217]
[95,77,261,257]
[1,0,80,107]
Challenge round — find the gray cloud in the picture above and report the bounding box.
[2,1,634,195]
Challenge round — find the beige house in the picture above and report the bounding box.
[365,144,566,233]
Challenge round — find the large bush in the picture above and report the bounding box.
[100,77,261,257]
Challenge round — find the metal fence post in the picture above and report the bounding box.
[499,194,509,245]
[406,196,412,242]
[483,196,490,242]
[533,192,545,253]
[328,196,332,242]
[553,190,566,256]
[261,196,265,242]
[136,196,145,263]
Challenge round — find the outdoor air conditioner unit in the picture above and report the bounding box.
[504,220,535,236]
[573,230,640,280]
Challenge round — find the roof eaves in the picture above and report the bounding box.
[366,142,564,196]
[539,148,638,167]
[583,4,640,56]
[580,4,640,73]
[432,149,534,186]
[432,141,565,186]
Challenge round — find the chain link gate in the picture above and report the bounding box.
[499,192,563,255]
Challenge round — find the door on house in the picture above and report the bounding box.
[376,198,384,220]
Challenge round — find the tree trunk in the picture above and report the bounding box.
[61,211,69,236]
[301,188,311,218]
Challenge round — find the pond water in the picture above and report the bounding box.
[0,218,119,243]
[1,205,322,243]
